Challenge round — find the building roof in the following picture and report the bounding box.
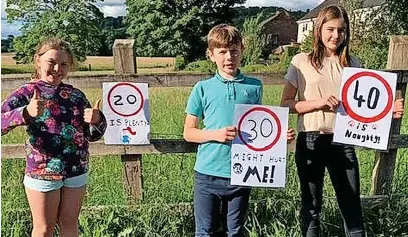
[298,0,382,21]
[259,10,294,28]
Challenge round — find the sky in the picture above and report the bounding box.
[1,0,325,38]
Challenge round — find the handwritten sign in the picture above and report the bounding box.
[333,68,397,150]
[231,105,289,187]
[103,82,150,144]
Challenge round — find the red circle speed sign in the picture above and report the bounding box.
[237,107,282,152]
[341,71,393,123]
[107,82,144,117]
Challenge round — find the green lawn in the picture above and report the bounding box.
[2,85,408,236]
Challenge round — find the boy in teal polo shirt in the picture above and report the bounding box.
[184,24,295,236]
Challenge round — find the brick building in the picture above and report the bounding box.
[259,10,298,57]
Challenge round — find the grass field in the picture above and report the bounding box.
[2,85,408,236]
[1,53,176,74]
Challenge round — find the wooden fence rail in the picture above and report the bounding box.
[2,130,408,200]
[1,135,408,159]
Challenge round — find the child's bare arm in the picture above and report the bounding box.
[281,81,339,114]
[183,114,236,143]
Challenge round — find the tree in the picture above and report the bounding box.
[342,0,408,69]
[6,0,104,63]
[383,0,408,35]
[241,13,266,66]
[125,0,245,62]
[233,6,278,30]
[99,16,129,56]
[232,6,307,31]
[1,35,15,52]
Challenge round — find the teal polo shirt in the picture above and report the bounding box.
[185,71,263,178]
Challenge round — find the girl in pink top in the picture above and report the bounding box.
[281,5,403,237]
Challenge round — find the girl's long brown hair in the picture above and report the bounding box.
[309,5,351,71]
[32,38,75,81]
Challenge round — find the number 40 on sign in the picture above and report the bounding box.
[334,68,397,150]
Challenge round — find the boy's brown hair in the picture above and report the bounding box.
[207,24,244,52]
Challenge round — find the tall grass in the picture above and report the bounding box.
[2,85,408,236]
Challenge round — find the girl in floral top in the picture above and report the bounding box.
[1,38,106,237]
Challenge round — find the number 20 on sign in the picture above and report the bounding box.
[103,82,151,145]
[333,68,397,150]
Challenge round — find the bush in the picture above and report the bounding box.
[300,33,313,53]
[280,47,300,70]
[351,41,388,70]
[175,55,186,70]
[268,53,281,63]
[264,46,300,73]
[184,60,217,73]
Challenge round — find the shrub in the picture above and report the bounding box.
[184,60,216,73]
[300,33,313,53]
[175,55,186,70]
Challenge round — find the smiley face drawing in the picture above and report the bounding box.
[233,163,243,174]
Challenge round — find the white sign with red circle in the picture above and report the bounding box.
[333,68,397,150]
[231,104,289,187]
[103,82,150,145]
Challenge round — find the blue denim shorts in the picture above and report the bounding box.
[23,173,88,192]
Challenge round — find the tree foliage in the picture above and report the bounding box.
[241,13,266,66]
[99,16,129,56]
[299,33,312,53]
[343,0,408,69]
[1,35,15,52]
[233,6,306,31]
[6,0,104,63]
[125,0,245,62]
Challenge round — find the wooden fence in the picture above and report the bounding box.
[2,37,408,201]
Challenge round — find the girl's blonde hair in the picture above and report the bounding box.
[32,38,75,80]
[309,5,351,71]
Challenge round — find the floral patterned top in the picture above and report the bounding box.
[1,80,107,181]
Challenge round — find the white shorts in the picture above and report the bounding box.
[23,173,88,192]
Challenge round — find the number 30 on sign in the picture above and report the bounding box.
[231,105,289,188]
[333,68,397,150]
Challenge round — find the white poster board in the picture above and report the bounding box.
[103,82,150,145]
[231,105,289,187]
[333,67,397,150]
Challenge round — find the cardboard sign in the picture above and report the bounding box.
[103,82,150,144]
[231,105,289,187]
[333,68,397,150]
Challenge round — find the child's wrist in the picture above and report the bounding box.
[211,129,221,142]
[312,100,321,110]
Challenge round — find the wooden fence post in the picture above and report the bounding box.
[113,39,137,74]
[121,154,143,200]
[113,38,142,200]
[370,36,408,195]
